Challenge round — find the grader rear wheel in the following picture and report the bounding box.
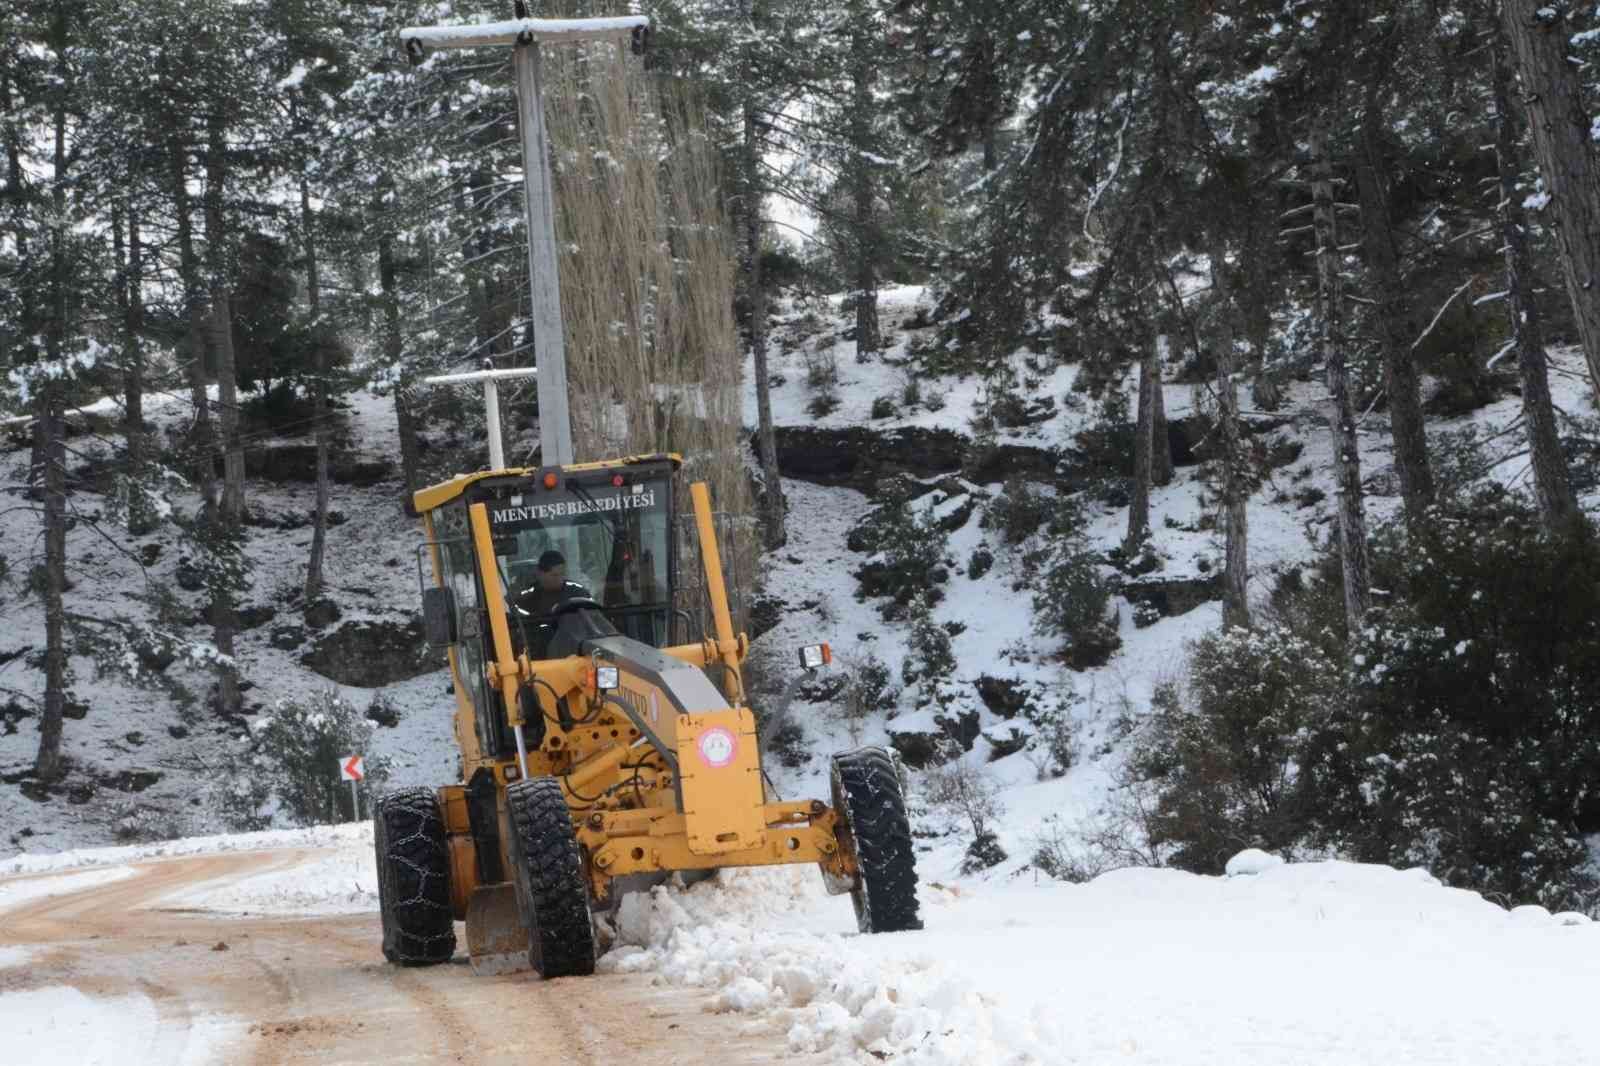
[506,777,597,978]
[374,787,457,965]
[830,747,923,934]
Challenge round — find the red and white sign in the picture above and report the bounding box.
[696,727,737,769]
[339,755,365,782]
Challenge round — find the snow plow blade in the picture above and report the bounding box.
[465,884,529,976]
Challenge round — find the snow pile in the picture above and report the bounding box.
[603,866,1012,1064]
[1223,847,1284,876]
[601,855,1600,1065]
[0,866,137,912]
[2,821,368,877]
[164,832,378,917]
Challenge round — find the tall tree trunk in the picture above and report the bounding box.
[1356,89,1435,526]
[1216,324,1251,631]
[848,23,881,360]
[377,200,423,511]
[1492,26,1582,533]
[34,393,67,781]
[302,174,330,600]
[1150,335,1174,486]
[202,114,241,717]
[205,112,244,522]
[1501,2,1600,404]
[35,32,71,780]
[112,199,155,535]
[740,0,786,548]
[1125,335,1159,555]
[172,139,218,518]
[1312,115,1372,633]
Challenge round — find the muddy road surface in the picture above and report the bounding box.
[1,850,833,1065]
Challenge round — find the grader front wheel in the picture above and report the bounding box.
[830,748,923,934]
[506,777,597,978]
[374,788,457,965]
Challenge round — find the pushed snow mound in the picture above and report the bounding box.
[1224,847,1284,876]
[602,859,1600,1065]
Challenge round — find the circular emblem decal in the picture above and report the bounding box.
[697,727,738,769]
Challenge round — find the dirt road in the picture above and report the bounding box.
[0,850,833,1065]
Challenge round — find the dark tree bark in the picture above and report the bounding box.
[1146,335,1175,486]
[1312,115,1372,632]
[1356,90,1435,527]
[205,111,244,523]
[112,199,155,535]
[35,26,71,779]
[740,0,786,548]
[848,18,881,360]
[377,197,423,511]
[203,110,241,716]
[171,136,218,518]
[302,173,330,600]
[1501,2,1600,403]
[34,393,67,781]
[1125,334,1159,555]
[1491,26,1582,533]
[1216,325,1251,631]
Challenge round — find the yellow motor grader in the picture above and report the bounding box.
[373,451,921,977]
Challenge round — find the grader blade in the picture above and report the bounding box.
[465,884,529,976]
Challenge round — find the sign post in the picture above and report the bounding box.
[339,754,365,822]
[401,12,649,468]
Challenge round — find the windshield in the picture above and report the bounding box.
[487,475,671,617]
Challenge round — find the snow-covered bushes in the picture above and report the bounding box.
[248,690,388,826]
[1031,549,1117,666]
[836,650,895,742]
[1306,489,1600,910]
[1132,624,1341,873]
[850,488,952,621]
[923,761,1007,874]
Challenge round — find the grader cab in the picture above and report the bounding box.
[372,452,922,977]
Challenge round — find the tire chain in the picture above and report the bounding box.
[375,787,456,965]
[506,777,596,978]
[832,747,923,934]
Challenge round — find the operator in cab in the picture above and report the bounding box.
[510,550,591,657]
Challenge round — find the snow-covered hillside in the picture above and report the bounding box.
[4,282,1598,894]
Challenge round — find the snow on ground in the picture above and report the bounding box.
[1,821,377,915]
[607,855,1600,1066]
[163,825,378,916]
[0,865,137,910]
[3,805,1599,1064]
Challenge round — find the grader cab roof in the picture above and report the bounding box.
[412,452,683,514]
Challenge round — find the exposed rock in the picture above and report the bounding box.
[888,729,950,769]
[303,599,341,629]
[301,617,441,688]
[985,727,1029,761]
[888,708,981,769]
[104,769,162,793]
[175,557,206,592]
[1120,573,1221,620]
[236,604,277,631]
[746,595,784,643]
[974,676,1029,719]
[138,543,162,567]
[245,445,394,487]
[766,425,965,493]
[937,708,982,751]
[269,624,307,651]
[965,442,1063,486]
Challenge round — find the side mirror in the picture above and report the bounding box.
[422,586,458,646]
